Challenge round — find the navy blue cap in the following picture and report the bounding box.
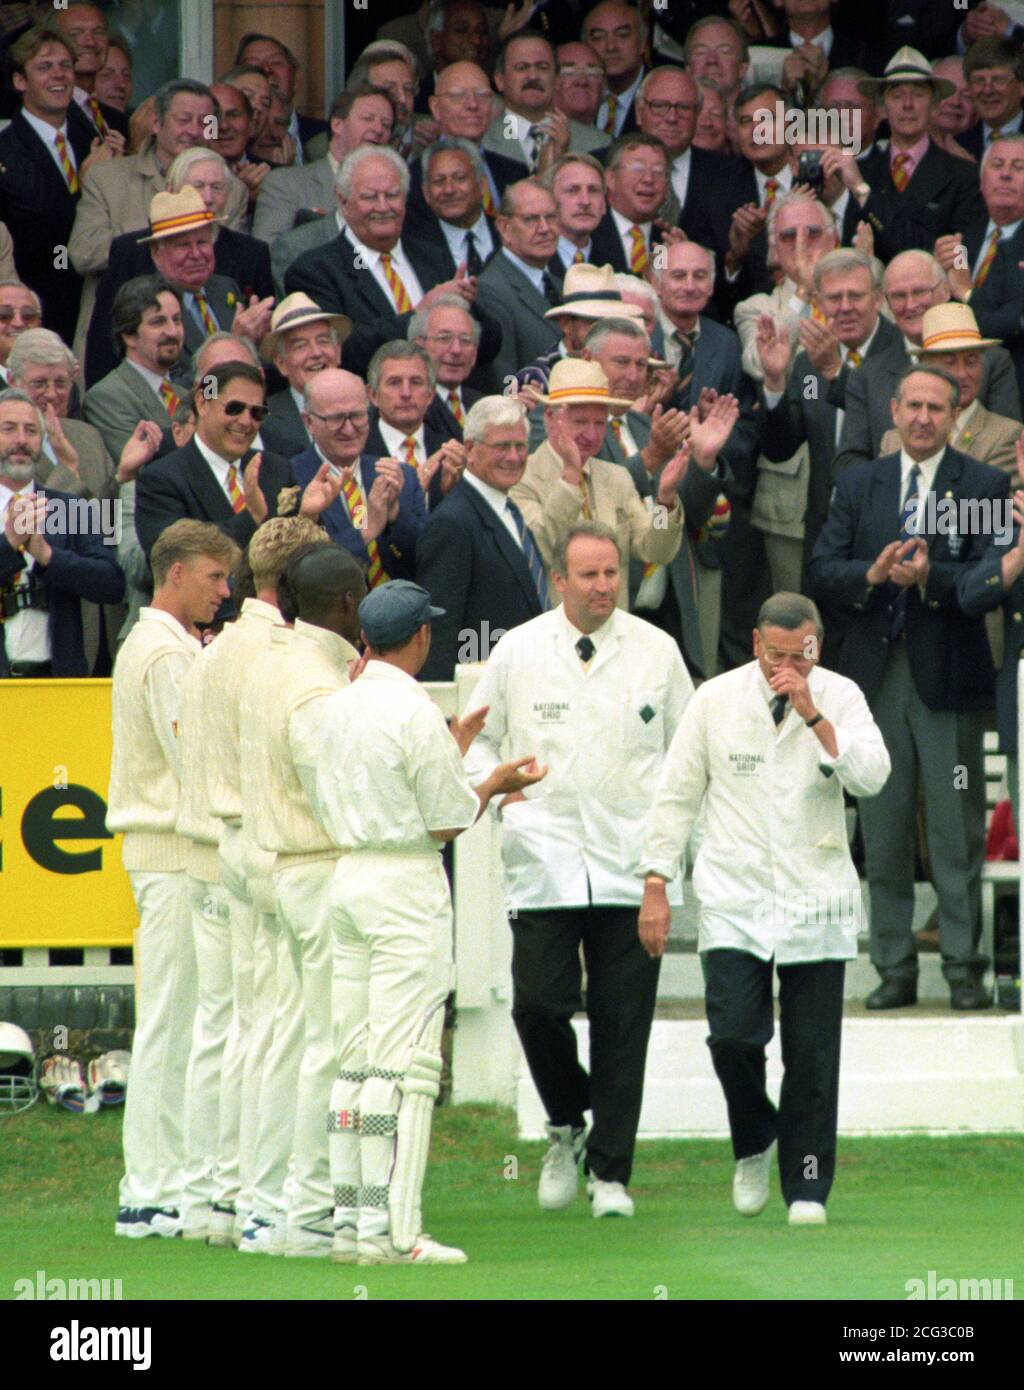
[359,580,445,646]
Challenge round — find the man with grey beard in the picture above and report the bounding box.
[0,387,124,677]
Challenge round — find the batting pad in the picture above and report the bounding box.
[389,1004,445,1253]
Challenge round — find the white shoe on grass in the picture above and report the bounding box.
[587,1179,634,1218]
[788,1200,827,1226]
[356,1233,467,1265]
[538,1123,587,1211]
[733,1140,776,1216]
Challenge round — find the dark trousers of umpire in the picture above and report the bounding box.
[704,948,845,1206]
[511,906,660,1186]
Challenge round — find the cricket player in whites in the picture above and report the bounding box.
[238,543,367,1258]
[203,515,331,1252]
[107,519,237,1237]
[315,581,546,1264]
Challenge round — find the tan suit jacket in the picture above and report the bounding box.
[881,402,1020,477]
[68,146,249,359]
[510,439,684,608]
[0,219,13,281]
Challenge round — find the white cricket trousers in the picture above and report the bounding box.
[273,858,339,1236]
[180,875,232,1232]
[120,870,196,1211]
[214,821,257,1214]
[327,852,453,1240]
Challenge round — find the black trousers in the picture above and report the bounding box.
[511,906,660,1186]
[704,949,845,1206]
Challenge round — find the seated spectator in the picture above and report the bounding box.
[487,30,606,171]
[0,282,42,387]
[408,139,499,278]
[47,2,130,139]
[294,366,425,578]
[220,65,275,158]
[249,89,299,168]
[410,294,482,431]
[365,341,466,503]
[258,292,349,459]
[593,133,673,275]
[542,152,608,275]
[208,83,269,210]
[930,55,977,160]
[234,30,330,161]
[553,41,606,130]
[692,81,729,155]
[0,386,125,677]
[960,37,1023,162]
[93,34,133,116]
[85,147,275,386]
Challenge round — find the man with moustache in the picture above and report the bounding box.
[420,59,530,219]
[486,30,606,171]
[543,154,608,276]
[235,31,329,161]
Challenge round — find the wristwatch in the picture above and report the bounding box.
[805,712,824,728]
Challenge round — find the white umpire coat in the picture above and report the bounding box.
[640,660,891,963]
[463,605,694,910]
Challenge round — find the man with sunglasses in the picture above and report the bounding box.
[134,361,320,566]
[0,283,43,387]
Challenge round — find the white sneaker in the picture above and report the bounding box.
[238,1214,285,1255]
[181,1212,210,1242]
[732,1140,776,1216]
[331,1226,358,1264]
[207,1203,238,1249]
[357,1233,467,1265]
[587,1179,634,1218]
[788,1200,827,1226]
[538,1123,586,1211]
[284,1224,333,1259]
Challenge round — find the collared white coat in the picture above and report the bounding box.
[464,606,694,910]
[640,661,891,962]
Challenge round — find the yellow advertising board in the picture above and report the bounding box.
[0,679,136,947]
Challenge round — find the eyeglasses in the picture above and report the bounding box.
[425,331,476,348]
[0,307,41,325]
[886,282,943,307]
[619,162,666,179]
[222,400,269,421]
[819,289,871,308]
[643,100,699,117]
[558,65,604,78]
[307,409,369,429]
[439,88,492,105]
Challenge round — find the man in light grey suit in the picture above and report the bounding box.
[476,179,563,389]
[486,31,605,171]
[252,84,396,243]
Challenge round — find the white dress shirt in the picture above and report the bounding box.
[377,419,426,465]
[501,247,547,294]
[194,433,244,506]
[313,661,479,855]
[788,26,833,57]
[463,605,693,909]
[899,444,944,532]
[973,216,1024,280]
[669,147,692,209]
[640,660,891,962]
[610,205,653,263]
[557,234,591,267]
[463,468,523,549]
[596,67,643,139]
[1,478,49,663]
[20,107,78,182]
[342,230,425,312]
[438,213,494,268]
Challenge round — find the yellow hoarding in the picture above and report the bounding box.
[0,679,136,947]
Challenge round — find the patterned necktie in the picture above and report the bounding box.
[340,473,384,587]
[527,124,543,170]
[601,93,618,135]
[403,436,419,469]
[891,464,921,638]
[54,130,78,194]
[159,380,179,415]
[609,417,624,453]
[447,389,463,428]
[675,330,694,403]
[891,153,910,191]
[88,96,109,137]
[628,225,649,274]
[541,271,561,307]
[225,463,246,514]
[764,177,779,206]
[464,228,482,277]
[974,227,1001,289]
[989,126,1004,144]
[380,252,412,313]
[194,290,218,335]
[846,348,862,368]
[576,467,592,518]
[576,635,595,663]
[481,180,497,217]
[771,694,788,726]
[573,249,585,264]
[505,497,548,609]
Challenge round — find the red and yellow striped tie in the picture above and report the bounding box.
[628,225,648,274]
[225,464,246,514]
[974,227,1001,289]
[194,290,218,335]
[341,473,384,586]
[159,380,179,415]
[578,470,591,519]
[764,177,779,206]
[891,153,910,191]
[846,348,862,368]
[481,181,497,217]
[602,93,618,135]
[403,436,419,469]
[55,130,78,193]
[609,417,624,451]
[381,252,412,313]
[88,96,109,137]
[447,389,464,428]
[810,299,827,325]
[573,249,585,264]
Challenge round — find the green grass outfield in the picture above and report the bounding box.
[2,1104,1021,1301]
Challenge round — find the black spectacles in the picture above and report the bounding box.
[223,400,269,421]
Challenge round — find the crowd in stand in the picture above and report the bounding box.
[4,0,1024,1021]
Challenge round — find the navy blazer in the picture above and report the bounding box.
[807,446,1009,712]
[415,476,544,681]
[0,486,125,677]
[290,447,425,581]
[959,543,1024,755]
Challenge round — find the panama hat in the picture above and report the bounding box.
[137,186,227,243]
[915,303,1001,354]
[857,47,955,100]
[544,262,646,322]
[538,358,633,410]
[259,293,352,361]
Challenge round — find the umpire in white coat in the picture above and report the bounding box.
[639,593,891,1226]
[465,519,693,1219]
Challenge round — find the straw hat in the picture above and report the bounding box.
[259,292,352,361]
[538,358,633,410]
[544,262,646,322]
[915,303,1001,354]
[137,186,226,244]
[857,47,955,100]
